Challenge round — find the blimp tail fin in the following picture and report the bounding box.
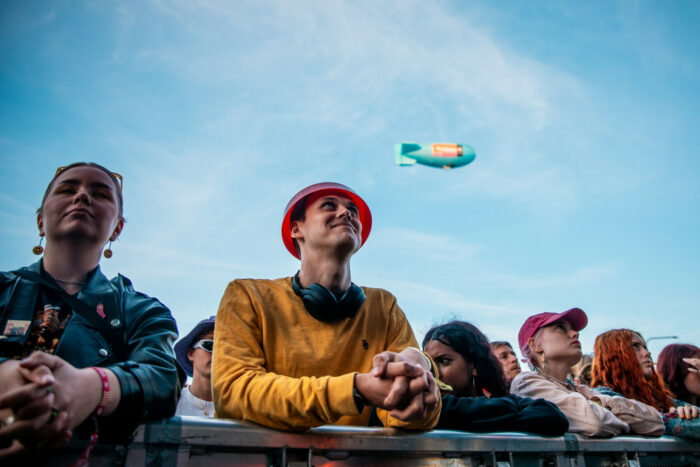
[394,144,417,166]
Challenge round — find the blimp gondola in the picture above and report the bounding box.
[394,142,476,170]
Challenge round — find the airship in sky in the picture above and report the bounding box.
[394,142,476,170]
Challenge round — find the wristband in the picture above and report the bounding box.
[353,387,367,413]
[91,367,110,416]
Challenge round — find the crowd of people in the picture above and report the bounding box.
[0,163,698,461]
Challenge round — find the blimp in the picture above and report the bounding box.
[394,142,476,170]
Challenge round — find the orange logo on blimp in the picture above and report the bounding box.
[432,144,463,157]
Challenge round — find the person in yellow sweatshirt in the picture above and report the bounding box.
[212,182,441,431]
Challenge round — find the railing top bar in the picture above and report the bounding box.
[133,417,699,454]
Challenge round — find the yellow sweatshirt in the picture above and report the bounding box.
[212,277,441,431]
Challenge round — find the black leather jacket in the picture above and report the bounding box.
[0,260,183,441]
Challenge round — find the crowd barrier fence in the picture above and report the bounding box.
[55,416,699,466]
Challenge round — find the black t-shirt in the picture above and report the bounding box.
[0,286,72,359]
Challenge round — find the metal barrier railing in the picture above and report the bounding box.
[59,416,700,466]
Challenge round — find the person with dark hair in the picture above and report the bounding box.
[212,182,440,431]
[490,340,521,385]
[657,343,700,406]
[0,163,182,458]
[510,309,664,437]
[174,317,216,417]
[591,330,699,439]
[422,321,568,435]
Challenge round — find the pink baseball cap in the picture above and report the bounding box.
[281,182,372,259]
[518,308,588,355]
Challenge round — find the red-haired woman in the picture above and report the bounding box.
[591,330,699,439]
[511,309,664,437]
[657,344,700,406]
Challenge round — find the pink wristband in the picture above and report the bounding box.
[91,367,110,416]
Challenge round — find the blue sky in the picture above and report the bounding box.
[1,1,698,360]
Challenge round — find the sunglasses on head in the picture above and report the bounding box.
[192,339,213,352]
[55,166,124,191]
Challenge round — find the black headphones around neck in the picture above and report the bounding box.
[291,271,366,322]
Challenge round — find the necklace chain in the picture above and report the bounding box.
[537,367,576,390]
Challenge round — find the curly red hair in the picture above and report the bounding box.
[591,329,674,412]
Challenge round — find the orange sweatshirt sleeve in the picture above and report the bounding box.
[212,280,360,431]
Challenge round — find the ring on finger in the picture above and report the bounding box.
[49,407,60,422]
[47,385,52,395]
[2,416,14,427]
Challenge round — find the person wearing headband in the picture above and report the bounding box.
[0,163,182,458]
[212,182,440,431]
[174,317,216,418]
[510,308,663,437]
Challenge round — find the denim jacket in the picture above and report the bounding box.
[0,260,183,441]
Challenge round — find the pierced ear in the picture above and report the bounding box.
[109,219,125,242]
[472,368,478,377]
[37,213,45,237]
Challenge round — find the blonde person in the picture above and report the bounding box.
[212,183,440,431]
[510,308,664,437]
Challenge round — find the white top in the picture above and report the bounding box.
[175,386,215,418]
[510,371,664,437]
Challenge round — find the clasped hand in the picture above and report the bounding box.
[0,351,104,452]
[354,349,438,421]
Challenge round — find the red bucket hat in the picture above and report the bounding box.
[281,182,372,259]
[517,308,588,356]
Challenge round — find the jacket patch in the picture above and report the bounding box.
[4,320,31,336]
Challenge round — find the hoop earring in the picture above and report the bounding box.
[103,242,113,259]
[32,236,44,255]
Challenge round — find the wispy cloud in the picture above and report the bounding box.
[372,226,481,263]
[381,278,526,316]
[487,262,619,290]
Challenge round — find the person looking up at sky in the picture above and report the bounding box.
[657,343,700,407]
[423,321,568,435]
[591,330,699,439]
[510,308,664,437]
[212,182,440,431]
[0,163,181,459]
[490,340,521,386]
[175,316,216,418]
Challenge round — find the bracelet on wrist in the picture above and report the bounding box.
[91,367,110,416]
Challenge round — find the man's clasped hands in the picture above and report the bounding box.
[354,348,439,421]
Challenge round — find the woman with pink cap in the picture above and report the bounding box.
[510,308,664,437]
[212,183,440,431]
